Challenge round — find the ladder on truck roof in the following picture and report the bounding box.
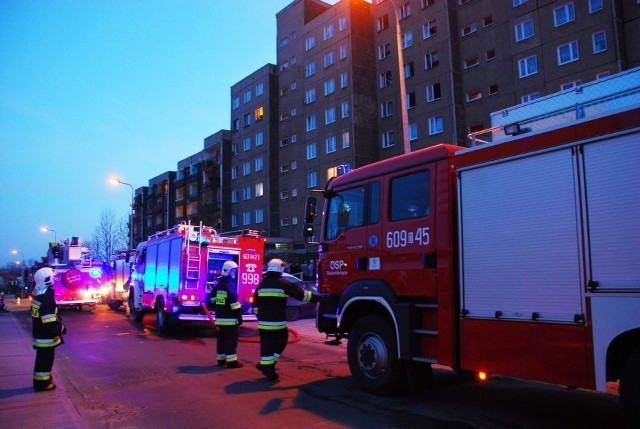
[185,221,203,281]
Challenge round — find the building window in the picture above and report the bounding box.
[521,92,540,103]
[243,212,251,226]
[243,90,251,103]
[305,88,316,104]
[243,137,251,152]
[554,3,575,27]
[326,136,337,154]
[557,41,579,65]
[339,16,347,31]
[382,131,395,148]
[404,62,415,78]
[323,23,334,40]
[513,0,529,6]
[398,2,411,19]
[560,80,582,91]
[423,20,436,39]
[596,71,610,79]
[461,22,477,37]
[280,137,289,147]
[402,31,413,49]
[592,31,607,54]
[428,116,443,135]
[243,186,251,200]
[232,119,240,132]
[515,19,534,42]
[255,131,264,146]
[378,43,391,60]
[421,0,435,7]
[307,143,317,160]
[231,190,239,203]
[379,71,392,88]
[466,90,483,102]
[305,62,316,78]
[231,214,238,228]
[231,166,239,180]
[255,208,264,223]
[589,0,603,13]
[305,35,315,51]
[380,101,393,118]
[518,55,538,77]
[488,84,499,95]
[406,92,416,109]
[306,115,317,131]
[464,55,479,69]
[244,113,251,127]
[339,44,348,60]
[324,51,335,68]
[255,83,264,96]
[307,172,318,188]
[325,107,336,124]
[340,72,349,88]
[255,157,264,172]
[243,162,251,176]
[377,14,389,32]
[341,101,350,118]
[324,79,336,95]
[426,82,441,102]
[255,106,264,121]
[425,51,439,70]
[409,123,418,141]
[483,15,493,27]
[486,49,496,61]
[232,97,240,110]
[342,131,350,149]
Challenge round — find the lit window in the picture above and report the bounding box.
[255,106,264,121]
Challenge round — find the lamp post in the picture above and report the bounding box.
[390,0,411,154]
[11,249,27,292]
[40,226,57,243]
[11,249,26,266]
[110,178,134,249]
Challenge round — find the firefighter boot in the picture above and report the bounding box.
[257,364,278,381]
[226,360,244,369]
[34,383,56,392]
[218,360,226,367]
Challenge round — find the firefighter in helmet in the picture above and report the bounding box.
[31,267,66,392]
[207,260,243,368]
[253,258,323,381]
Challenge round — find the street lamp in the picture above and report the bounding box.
[11,249,26,265]
[110,177,134,249]
[40,226,57,243]
[389,0,411,154]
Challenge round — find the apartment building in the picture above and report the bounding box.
[131,0,639,260]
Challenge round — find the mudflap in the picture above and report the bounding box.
[316,299,339,335]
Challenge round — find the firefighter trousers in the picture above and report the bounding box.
[258,328,288,373]
[33,347,55,390]
[216,325,239,363]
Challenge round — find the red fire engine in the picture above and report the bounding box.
[127,221,264,331]
[304,69,640,419]
[47,237,105,311]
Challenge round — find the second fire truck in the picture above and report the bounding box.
[127,222,264,331]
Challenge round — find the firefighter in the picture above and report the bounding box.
[207,260,243,368]
[253,258,323,381]
[31,267,66,392]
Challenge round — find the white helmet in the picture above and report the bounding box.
[266,258,287,273]
[34,267,56,295]
[221,260,238,276]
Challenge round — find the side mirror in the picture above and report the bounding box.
[304,196,317,224]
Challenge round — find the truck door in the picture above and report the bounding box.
[380,167,437,297]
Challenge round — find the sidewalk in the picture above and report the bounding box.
[0,297,88,429]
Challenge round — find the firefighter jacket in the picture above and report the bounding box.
[207,276,242,326]
[31,288,64,349]
[252,272,316,330]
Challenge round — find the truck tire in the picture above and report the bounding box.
[619,346,640,426]
[155,297,171,333]
[347,314,405,395]
[128,290,144,323]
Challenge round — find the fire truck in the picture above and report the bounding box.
[47,237,105,311]
[304,68,640,419]
[104,249,134,310]
[127,222,264,331]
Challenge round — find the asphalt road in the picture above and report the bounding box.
[13,304,629,429]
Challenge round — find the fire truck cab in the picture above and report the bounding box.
[128,222,264,332]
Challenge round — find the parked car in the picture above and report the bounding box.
[280,272,318,321]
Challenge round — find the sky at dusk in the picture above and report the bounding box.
[0,0,338,266]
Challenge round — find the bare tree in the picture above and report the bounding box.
[90,209,128,261]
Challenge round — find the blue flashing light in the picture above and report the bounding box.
[89,267,102,278]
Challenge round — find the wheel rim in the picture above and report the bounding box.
[357,333,388,379]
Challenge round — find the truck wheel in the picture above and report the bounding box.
[347,314,405,395]
[619,346,640,426]
[128,290,143,323]
[155,297,171,332]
